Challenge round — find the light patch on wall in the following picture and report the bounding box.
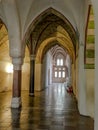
[6,63,13,73]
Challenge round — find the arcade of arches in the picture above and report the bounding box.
[0,1,98,129]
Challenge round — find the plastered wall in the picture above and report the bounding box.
[0,61,30,92]
[86,69,94,118]
[0,61,13,92]
[22,63,30,90]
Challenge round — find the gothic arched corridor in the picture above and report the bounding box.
[0,0,97,129]
[0,84,94,130]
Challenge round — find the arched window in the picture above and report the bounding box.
[61,59,63,66]
[57,59,60,66]
[57,58,63,66]
[62,71,65,78]
[55,71,57,77]
[53,53,66,83]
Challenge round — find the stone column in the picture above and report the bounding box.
[11,58,23,108]
[68,56,72,86]
[78,43,87,116]
[29,55,35,96]
[66,55,72,87]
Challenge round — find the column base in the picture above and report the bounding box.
[11,97,21,108]
[29,93,34,97]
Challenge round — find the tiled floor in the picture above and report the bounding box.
[0,84,94,130]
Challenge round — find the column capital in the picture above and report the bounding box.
[30,54,36,61]
[12,57,23,70]
[13,65,22,70]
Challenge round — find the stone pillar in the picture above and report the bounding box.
[29,55,35,96]
[78,43,87,116]
[66,55,72,87]
[68,56,72,86]
[11,58,23,108]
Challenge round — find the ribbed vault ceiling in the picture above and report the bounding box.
[0,20,9,61]
[50,45,67,59]
[26,9,76,63]
[0,19,29,62]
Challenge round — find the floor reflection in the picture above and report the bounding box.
[11,108,21,128]
[0,84,94,130]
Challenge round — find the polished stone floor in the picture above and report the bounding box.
[0,84,94,130]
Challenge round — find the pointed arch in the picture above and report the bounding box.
[35,36,75,64]
[23,7,77,50]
